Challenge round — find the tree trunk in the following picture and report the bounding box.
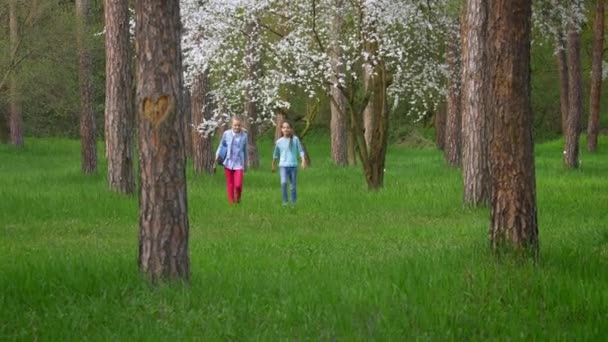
[461,0,490,207]
[243,20,260,169]
[444,21,462,168]
[556,34,569,135]
[76,0,97,174]
[191,69,215,174]
[434,102,446,150]
[360,34,389,190]
[329,0,348,166]
[9,0,23,148]
[362,69,375,151]
[104,0,134,194]
[588,0,604,152]
[488,0,538,254]
[564,26,582,169]
[275,111,285,141]
[135,0,190,282]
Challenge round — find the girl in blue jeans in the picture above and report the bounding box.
[271,121,306,205]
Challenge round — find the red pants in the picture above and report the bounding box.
[224,168,243,204]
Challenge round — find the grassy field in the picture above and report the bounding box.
[1,136,607,340]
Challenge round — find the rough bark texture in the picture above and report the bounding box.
[564,27,582,169]
[135,0,190,282]
[488,0,538,253]
[9,0,23,148]
[329,0,348,166]
[76,0,97,174]
[444,22,462,168]
[461,0,490,207]
[104,0,134,194]
[556,35,569,135]
[587,0,604,152]
[191,70,215,174]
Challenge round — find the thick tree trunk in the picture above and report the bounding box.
[135,0,190,282]
[434,102,446,150]
[564,27,582,169]
[444,21,462,168]
[9,0,23,148]
[191,69,215,174]
[588,0,604,152]
[76,0,97,174]
[556,35,569,135]
[243,20,260,169]
[104,0,134,194]
[461,0,490,207]
[488,0,538,254]
[329,0,348,166]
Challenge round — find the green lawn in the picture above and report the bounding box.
[1,136,607,340]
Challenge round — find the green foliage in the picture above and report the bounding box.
[0,0,105,138]
[1,137,607,340]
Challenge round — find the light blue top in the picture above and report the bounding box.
[273,136,304,167]
[217,129,248,170]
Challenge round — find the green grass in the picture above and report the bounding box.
[1,136,607,340]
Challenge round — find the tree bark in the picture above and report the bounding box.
[329,0,348,166]
[556,33,569,136]
[104,0,134,194]
[135,0,190,282]
[587,0,604,152]
[9,0,23,148]
[564,26,582,169]
[444,20,462,168]
[461,0,490,207]
[76,0,97,174]
[191,69,215,174]
[0,105,8,143]
[488,0,538,254]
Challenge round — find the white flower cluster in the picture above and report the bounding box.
[181,0,452,134]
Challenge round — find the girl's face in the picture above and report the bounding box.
[232,119,242,133]
[281,123,293,137]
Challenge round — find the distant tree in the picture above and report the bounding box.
[461,0,490,207]
[9,0,23,147]
[587,0,604,152]
[564,23,582,169]
[328,0,348,166]
[76,0,97,173]
[243,19,260,169]
[191,69,215,174]
[556,32,569,135]
[104,0,134,193]
[488,0,538,254]
[444,19,462,168]
[135,0,190,281]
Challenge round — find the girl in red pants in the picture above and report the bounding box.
[216,117,248,204]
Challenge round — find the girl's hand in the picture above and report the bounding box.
[301,161,307,169]
[271,165,275,173]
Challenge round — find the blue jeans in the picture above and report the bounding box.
[279,167,297,204]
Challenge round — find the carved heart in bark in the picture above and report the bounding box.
[143,96,172,127]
